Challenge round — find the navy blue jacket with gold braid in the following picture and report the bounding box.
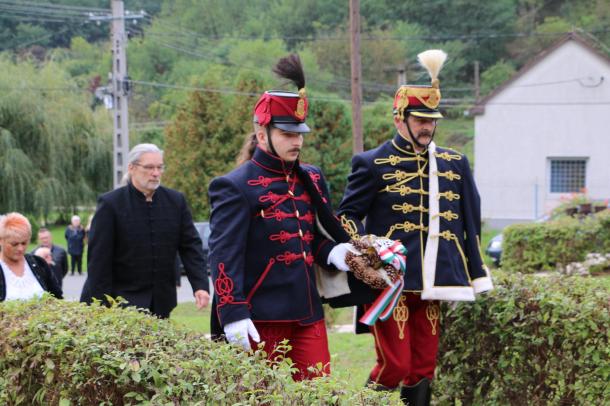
[338,134,493,301]
[208,147,338,327]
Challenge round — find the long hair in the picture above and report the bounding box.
[235,132,258,166]
[122,143,164,185]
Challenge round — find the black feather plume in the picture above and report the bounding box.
[272,54,306,90]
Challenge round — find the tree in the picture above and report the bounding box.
[301,99,352,205]
[480,60,516,97]
[163,73,263,219]
[0,58,112,220]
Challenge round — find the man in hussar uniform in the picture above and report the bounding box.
[338,50,493,404]
[208,54,352,381]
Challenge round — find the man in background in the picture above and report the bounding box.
[80,143,210,318]
[35,228,68,286]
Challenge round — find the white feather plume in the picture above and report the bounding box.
[417,49,447,88]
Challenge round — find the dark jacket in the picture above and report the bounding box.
[0,254,63,301]
[208,147,340,330]
[65,226,86,256]
[33,244,68,278]
[80,182,209,318]
[338,134,493,301]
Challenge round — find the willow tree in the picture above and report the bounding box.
[0,58,112,220]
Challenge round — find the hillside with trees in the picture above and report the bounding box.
[1,0,608,219]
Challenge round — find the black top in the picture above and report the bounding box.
[81,182,209,318]
[33,244,68,278]
[0,254,63,301]
[65,226,86,255]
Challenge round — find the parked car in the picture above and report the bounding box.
[485,233,503,266]
[177,221,211,276]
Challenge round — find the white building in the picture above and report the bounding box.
[470,33,610,229]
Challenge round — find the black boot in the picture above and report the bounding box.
[400,378,431,406]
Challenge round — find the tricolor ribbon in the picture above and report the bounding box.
[359,237,407,326]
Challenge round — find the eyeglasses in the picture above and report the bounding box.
[134,163,166,172]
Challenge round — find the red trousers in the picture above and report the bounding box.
[250,319,330,381]
[366,292,440,388]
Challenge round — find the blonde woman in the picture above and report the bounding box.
[0,212,62,301]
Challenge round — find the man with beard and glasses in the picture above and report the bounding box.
[338,50,493,405]
[208,54,353,381]
[80,143,210,319]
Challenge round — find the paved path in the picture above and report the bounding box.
[61,273,210,303]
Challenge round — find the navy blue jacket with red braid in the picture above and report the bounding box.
[208,147,338,328]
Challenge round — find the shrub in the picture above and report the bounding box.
[502,210,610,273]
[435,271,610,405]
[0,297,398,405]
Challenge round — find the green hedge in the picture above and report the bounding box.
[0,297,398,405]
[435,271,610,405]
[502,210,610,273]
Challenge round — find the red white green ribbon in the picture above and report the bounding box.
[359,237,407,326]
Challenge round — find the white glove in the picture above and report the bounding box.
[223,318,260,351]
[327,242,354,272]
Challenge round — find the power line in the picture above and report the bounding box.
[0,0,107,14]
[139,16,610,43]
[7,25,75,50]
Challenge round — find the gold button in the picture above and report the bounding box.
[302,251,307,260]
[296,210,300,217]
[299,229,303,237]
[286,175,290,182]
[260,209,265,218]
[288,190,295,196]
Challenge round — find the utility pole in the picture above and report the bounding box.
[474,60,480,102]
[90,1,144,188]
[349,0,363,154]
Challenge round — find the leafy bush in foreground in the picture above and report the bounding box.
[435,271,610,405]
[502,210,610,273]
[0,297,397,405]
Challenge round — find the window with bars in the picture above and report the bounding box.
[549,158,587,193]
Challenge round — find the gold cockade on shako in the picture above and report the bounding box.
[295,87,306,119]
